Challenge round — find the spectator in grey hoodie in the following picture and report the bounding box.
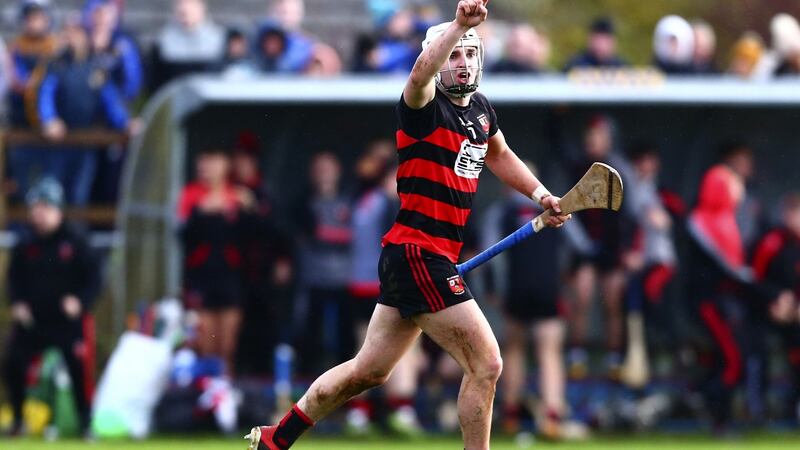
[151,0,225,89]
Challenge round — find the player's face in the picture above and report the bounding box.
[439,46,480,89]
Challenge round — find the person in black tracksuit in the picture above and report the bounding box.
[3,178,100,436]
[686,165,792,432]
[751,193,800,421]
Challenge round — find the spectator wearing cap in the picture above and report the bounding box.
[37,17,133,206]
[3,177,100,438]
[491,23,550,74]
[85,0,144,101]
[653,15,695,75]
[563,17,628,71]
[151,0,225,90]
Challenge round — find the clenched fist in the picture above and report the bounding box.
[455,0,489,28]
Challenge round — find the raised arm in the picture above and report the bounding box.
[403,0,488,109]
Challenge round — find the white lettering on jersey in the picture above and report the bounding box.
[454,140,488,179]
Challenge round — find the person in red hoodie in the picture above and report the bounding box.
[686,164,794,433]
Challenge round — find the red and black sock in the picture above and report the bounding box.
[272,404,314,449]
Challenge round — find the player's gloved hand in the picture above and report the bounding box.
[541,195,572,228]
[455,0,489,28]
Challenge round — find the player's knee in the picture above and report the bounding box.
[473,354,503,383]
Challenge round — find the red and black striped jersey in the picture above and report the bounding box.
[382,89,499,263]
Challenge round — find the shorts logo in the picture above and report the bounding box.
[447,275,466,295]
[454,140,488,179]
[477,114,490,132]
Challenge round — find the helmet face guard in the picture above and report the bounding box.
[423,24,484,98]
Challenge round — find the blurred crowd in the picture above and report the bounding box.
[4,0,800,442]
[3,0,800,208]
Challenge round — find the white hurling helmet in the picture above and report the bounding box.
[422,22,484,98]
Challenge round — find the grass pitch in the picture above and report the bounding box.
[9,433,800,450]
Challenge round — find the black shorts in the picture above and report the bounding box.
[504,288,561,323]
[378,243,474,318]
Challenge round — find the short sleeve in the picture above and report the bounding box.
[396,93,438,139]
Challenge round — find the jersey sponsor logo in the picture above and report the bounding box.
[477,114,490,132]
[454,140,488,179]
[447,274,466,295]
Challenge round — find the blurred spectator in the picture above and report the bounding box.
[353,138,394,195]
[728,32,765,79]
[490,23,550,74]
[218,28,254,75]
[6,0,59,201]
[751,193,800,423]
[37,17,132,206]
[151,0,225,90]
[3,177,100,438]
[489,166,588,441]
[686,163,791,434]
[563,17,627,71]
[718,142,764,253]
[8,0,58,128]
[346,159,424,437]
[691,19,718,74]
[293,151,353,375]
[653,15,695,75]
[565,115,634,380]
[178,148,254,377]
[624,143,676,302]
[770,13,800,77]
[229,134,294,375]
[253,22,290,72]
[620,143,677,382]
[304,43,343,77]
[353,4,417,73]
[85,0,143,101]
[260,0,315,72]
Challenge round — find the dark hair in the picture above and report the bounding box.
[627,140,658,162]
[197,147,230,158]
[717,140,751,161]
[590,17,615,35]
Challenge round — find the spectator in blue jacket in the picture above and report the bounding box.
[85,0,143,101]
[38,17,132,206]
[7,0,60,203]
[260,0,314,72]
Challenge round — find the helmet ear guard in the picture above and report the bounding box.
[422,23,484,98]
